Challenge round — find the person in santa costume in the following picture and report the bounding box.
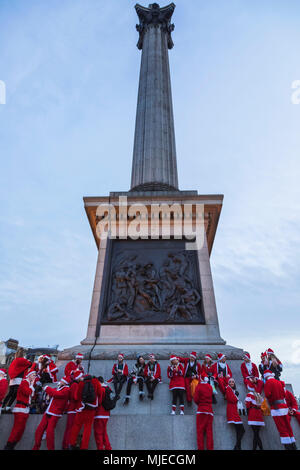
[123,355,146,405]
[0,369,8,415]
[144,354,161,400]
[2,348,32,412]
[285,388,300,428]
[62,369,84,450]
[245,385,265,450]
[259,349,283,381]
[30,354,58,385]
[64,353,84,378]
[225,378,245,450]
[4,370,37,450]
[264,369,297,450]
[201,354,218,403]
[211,353,232,396]
[93,376,115,450]
[69,374,103,450]
[107,354,128,400]
[32,375,71,450]
[178,352,201,406]
[167,355,185,415]
[241,352,263,394]
[193,373,214,450]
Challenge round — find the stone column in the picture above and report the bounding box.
[130,3,179,191]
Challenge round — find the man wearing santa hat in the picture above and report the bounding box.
[193,373,214,450]
[211,353,232,396]
[241,352,263,394]
[167,355,185,415]
[144,354,161,400]
[62,369,84,450]
[4,370,37,450]
[108,353,128,400]
[32,375,71,450]
[178,352,201,406]
[64,353,84,378]
[0,369,8,415]
[264,369,297,450]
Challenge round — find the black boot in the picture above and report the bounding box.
[4,442,16,450]
[123,397,129,406]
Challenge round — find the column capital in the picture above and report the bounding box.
[135,3,176,50]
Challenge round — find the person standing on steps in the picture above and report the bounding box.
[201,354,218,404]
[64,353,84,378]
[108,354,128,400]
[193,373,214,450]
[62,369,84,450]
[245,386,265,450]
[94,376,116,450]
[144,354,161,400]
[178,352,201,406]
[167,355,185,415]
[123,355,146,405]
[2,348,32,412]
[225,378,245,450]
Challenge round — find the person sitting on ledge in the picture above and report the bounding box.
[123,355,146,405]
[241,352,264,394]
[211,353,232,396]
[144,354,161,400]
[167,355,185,415]
[178,352,201,406]
[107,353,128,400]
[225,377,245,451]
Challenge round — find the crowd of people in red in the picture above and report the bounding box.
[0,347,299,451]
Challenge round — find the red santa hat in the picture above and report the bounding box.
[190,352,197,359]
[25,370,37,379]
[60,376,71,385]
[75,353,84,360]
[71,369,84,381]
[170,355,178,363]
[149,354,156,359]
[217,353,226,361]
[263,369,274,380]
[201,373,209,383]
[266,348,274,355]
[118,353,124,359]
[204,354,212,361]
[0,368,7,377]
[243,352,251,360]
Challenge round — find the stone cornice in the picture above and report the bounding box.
[135,3,176,50]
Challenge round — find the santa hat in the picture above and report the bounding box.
[201,374,209,383]
[71,369,84,381]
[266,348,274,355]
[204,354,212,361]
[243,352,251,360]
[263,369,274,380]
[118,353,124,359]
[217,353,226,361]
[0,368,7,377]
[170,355,178,363]
[75,353,84,360]
[190,352,197,359]
[149,354,155,359]
[60,376,71,385]
[25,370,37,379]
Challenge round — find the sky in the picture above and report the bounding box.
[0,0,300,393]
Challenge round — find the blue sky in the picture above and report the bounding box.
[0,0,300,393]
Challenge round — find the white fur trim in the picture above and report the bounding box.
[169,386,185,390]
[94,415,110,419]
[10,377,22,386]
[280,436,292,444]
[227,420,243,424]
[13,407,29,414]
[248,421,265,426]
[271,408,288,417]
[196,411,213,416]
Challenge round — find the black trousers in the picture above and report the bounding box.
[232,423,245,450]
[251,425,263,450]
[126,377,144,396]
[2,385,19,408]
[113,375,127,397]
[172,389,185,407]
[145,378,159,397]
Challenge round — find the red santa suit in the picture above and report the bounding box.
[264,371,296,446]
[62,370,84,450]
[69,375,103,449]
[0,370,8,413]
[193,377,214,450]
[211,354,232,395]
[64,353,84,377]
[108,361,129,381]
[33,378,70,450]
[285,389,300,427]
[178,353,201,403]
[93,384,112,450]
[225,385,243,424]
[6,375,35,448]
[167,363,185,391]
[241,354,263,393]
[8,358,32,386]
[245,391,265,426]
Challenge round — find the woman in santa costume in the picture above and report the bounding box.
[264,369,297,450]
[64,353,84,377]
[202,354,218,403]
[144,354,161,400]
[285,388,300,428]
[108,353,128,400]
[241,352,263,394]
[245,386,265,450]
[225,378,245,450]
[4,370,37,450]
[193,373,214,450]
[167,355,185,415]
[62,369,84,450]
[178,352,201,405]
[124,355,146,405]
[212,353,232,396]
[69,374,103,450]
[2,348,32,412]
[33,375,71,450]
[0,369,8,415]
[93,377,113,450]
[259,349,283,381]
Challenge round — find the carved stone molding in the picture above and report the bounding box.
[135,3,176,50]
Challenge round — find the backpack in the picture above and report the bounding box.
[102,386,116,411]
[82,376,96,405]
